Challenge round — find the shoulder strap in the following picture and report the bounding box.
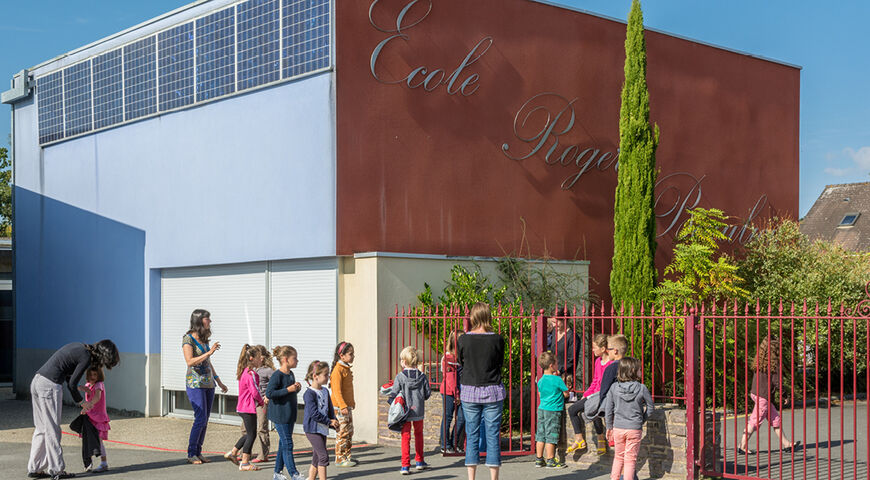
[186,333,207,354]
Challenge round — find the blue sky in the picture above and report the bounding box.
[2,0,868,216]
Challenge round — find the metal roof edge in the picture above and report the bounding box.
[529,0,803,70]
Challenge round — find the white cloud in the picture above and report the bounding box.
[822,146,870,178]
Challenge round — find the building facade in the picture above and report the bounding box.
[5,0,798,442]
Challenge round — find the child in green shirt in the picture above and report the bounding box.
[535,351,569,469]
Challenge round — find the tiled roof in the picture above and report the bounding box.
[800,181,870,252]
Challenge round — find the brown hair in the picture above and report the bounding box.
[86,366,105,383]
[445,331,462,355]
[539,351,556,370]
[469,303,493,331]
[273,345,298,365]
[305,360,330,385]
[256,345,275,369]
[236,344,261,380]
[593,333,609,349]
[607,334,629,357]
[186,309,211,344]
[331,342,354,372]
[752,337,779,372]
[617,357,642,382]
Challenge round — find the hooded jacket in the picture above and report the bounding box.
[382,368,432,422]
[604,381,654,431]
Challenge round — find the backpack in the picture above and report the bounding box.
[387,391,410,432]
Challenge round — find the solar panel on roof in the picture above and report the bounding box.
[237,0,281,91]
[196,7,236,101]
[124,36,157,121]
[282,0,330,78]
[64,61,93,136]
[38,71,65,144]
[159,22,195,111]
[92,49,124,129]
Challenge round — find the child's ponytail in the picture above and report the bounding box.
[305,360,329,385]
[236,344,256,380]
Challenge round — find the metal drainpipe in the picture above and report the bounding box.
[9,101,16,394]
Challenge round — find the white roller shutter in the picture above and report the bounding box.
[269,258,338,402]
[161,263,268,393]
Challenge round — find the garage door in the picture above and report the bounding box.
[161,259,337,400]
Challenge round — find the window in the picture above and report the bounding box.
[124,36,158,121]
[839,213,860,227]
[158,22,195,111]
[37,72,65,144]
[196,7,236,101]
[63,61,92,136]
[92,49,124,129]
[282,0,330,78]
[237,0,281,91]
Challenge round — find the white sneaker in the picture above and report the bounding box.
[93,463,109,472]
[290,473,306,480]
[273,473,288,480]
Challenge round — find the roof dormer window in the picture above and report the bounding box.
[839,212,860,227]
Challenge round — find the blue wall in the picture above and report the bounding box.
[15,187,145,352]
[14,72,336,357]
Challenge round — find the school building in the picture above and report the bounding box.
[3,0,799,443]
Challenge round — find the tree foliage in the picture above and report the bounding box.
[610,0,659,307]
[654,208,748,305]
[736,218,870,306]
[0,147,10,236]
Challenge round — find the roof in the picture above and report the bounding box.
[800,182,870,252]
[19,0,800,77]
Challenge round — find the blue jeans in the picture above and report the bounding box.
[440,394,465,450]
[274,423,299,475]
[462,400,503,467]
[186,387,214,458]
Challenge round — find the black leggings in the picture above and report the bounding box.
[567,397,604,435]
[235,412,258,454]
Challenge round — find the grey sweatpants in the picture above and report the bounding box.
[28,374,65,475]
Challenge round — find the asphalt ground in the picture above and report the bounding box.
[714,401,870,479]
[0,387,613,480]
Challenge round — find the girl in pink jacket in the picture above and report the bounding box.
[225,344,265,471]
[566,334,611,455]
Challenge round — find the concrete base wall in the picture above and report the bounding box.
[15,349,148,414]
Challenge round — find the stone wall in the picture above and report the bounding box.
[377,394,721,479]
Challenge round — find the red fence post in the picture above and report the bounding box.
[530,308,546,450]
[685,308,700,480]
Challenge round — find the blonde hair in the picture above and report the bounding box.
[400,346,420,368]
[469,303,493,331]
[607,335,628,356]
[272,345,298,365]
[593,333,609,349]
[539,351,556,370]
[256,345,275,369]
[445,331,462,355]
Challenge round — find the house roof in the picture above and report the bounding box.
[801,182,870,252]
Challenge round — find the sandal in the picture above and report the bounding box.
[784,441,801,452]
[187,457,203,465]
[239,463,259,471]
[197,455,212,463]
[224,451,240,465]
[737,447,756,455]
[566,439,586,453]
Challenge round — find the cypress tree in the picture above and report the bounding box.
[609,0,659,307]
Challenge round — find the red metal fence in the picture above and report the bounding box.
[387,286,870,480]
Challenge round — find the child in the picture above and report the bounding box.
[249,345,275,463]
[382,346,432,474]
[566,333,610,455]
[78,367,110,472]
[440,331,465,454]
[303,361,340,480]
[225,344,265,472]
[534,351,569,469]
[738,337,798,454]
[603,357,653,480]
[267,345,304,480]
[330,342,356,467]
[597,334,627,447]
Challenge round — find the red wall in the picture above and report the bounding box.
[336,0,800,300]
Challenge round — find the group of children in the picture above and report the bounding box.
[534,333,654,480]
[221,341,357,480]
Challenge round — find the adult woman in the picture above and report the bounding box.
[546,308,580,391]
[458,303,505,480]
[28,339,120,479]
[182,309,228,464]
